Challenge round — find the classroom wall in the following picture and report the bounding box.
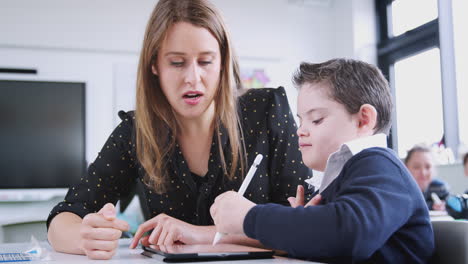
[0,0,377,165]
[436,163,467,195]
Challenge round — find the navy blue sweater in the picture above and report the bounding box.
[244,148,434,263]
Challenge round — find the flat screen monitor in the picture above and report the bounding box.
[0,80,86,196]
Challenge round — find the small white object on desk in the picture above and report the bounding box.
[212,154,263,245]
[431,192,443,205]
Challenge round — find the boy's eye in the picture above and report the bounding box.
[312,118,323,125]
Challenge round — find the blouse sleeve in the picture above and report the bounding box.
[47,111,139,228]
[265,87,313,205]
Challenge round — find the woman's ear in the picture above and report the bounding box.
[151,65,158,76]
[357,104,377,135]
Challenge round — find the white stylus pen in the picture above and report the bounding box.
[212,154,263,245]
[431,192,442,205]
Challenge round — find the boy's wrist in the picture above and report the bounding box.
[242,204,259,239]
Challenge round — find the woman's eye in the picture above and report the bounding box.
[170,61,184,67]
[312,118,323,125]
[199,61,212,66]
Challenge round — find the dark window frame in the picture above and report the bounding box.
[376,0,440,152]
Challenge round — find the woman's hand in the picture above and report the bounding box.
[210,191,256,235]
[79,203,130,260]
[129,214,214,248]
[287,185,322,208]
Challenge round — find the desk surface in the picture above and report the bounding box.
[0,239,318,263]
[0,197,64,226]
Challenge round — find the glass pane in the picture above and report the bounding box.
[453,0,468,156]
[394,48,443,158]
[391,0,438,36]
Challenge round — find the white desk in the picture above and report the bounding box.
[0,239,319,263]
[429,210,454,221]
[0,197,65,243]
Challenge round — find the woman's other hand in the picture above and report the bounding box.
[79,203,129,260]
[130,214,213,248]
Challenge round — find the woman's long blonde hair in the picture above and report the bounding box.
[135,0,245,194]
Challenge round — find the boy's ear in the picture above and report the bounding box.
[357,104,377,135]
[151,65,158,76]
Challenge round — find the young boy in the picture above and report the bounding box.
[210,59,434,263]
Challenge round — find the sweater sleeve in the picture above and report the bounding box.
[243,152,415,261]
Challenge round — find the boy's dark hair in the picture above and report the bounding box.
[405,145,431,165]
[463,152,468,166]
[292,58,393,134]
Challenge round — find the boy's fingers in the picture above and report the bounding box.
[209,203,217,218]
[287,197,297,207]
[296,185,305,206]
[305,194,322,207]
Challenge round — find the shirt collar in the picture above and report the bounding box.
[305,133,388,192]
[343,133,388,156]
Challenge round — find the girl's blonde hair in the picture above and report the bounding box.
[135,0,245,193]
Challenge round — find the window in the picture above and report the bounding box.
[394,48,443,157]
[377,0,440,157]
[377,0,462,161]
[453,0,468,152]
[391,0,438,36]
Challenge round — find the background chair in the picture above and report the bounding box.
[431,220,468,264]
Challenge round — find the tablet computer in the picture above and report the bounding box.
[142,244,274,262]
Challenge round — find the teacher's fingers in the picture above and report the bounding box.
[85,249,116,260]
[81,227,122,241]
[164,229,179,246]
[157,227,169,245]
[82,214,128,232]
[98,203,116,220]
[148,224,163,245]
[130,219,156,248]
[82,239,119,252]
[141,236,150,247]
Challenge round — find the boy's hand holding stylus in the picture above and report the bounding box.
[210,191,256,236]
[210,154,263,244]
[210,185,322,238]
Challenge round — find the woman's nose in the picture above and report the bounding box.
[184,61,201,85]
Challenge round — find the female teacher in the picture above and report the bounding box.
[47,0,312,260]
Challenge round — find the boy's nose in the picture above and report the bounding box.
[296,126,309,137]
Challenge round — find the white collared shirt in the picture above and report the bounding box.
[305,133,388,193]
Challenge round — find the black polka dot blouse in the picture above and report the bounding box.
[47,86,313,228]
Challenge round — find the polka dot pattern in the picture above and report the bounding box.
[47,87,312,228]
